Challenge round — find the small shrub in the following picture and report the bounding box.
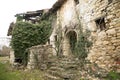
[75,32,92,59]
[106,71,120,80]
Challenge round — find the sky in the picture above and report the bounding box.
[0,0,57,37]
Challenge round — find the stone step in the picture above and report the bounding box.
[60,57,79,61]
[47,66,80,79]
[49,66,64,71]
[44,57,84,80]
[50,63,79,70]
[44,73,62,80]
[63,64,78,70]
[60,61,78,64]
[59,71,79,80]
[47,70,63,77]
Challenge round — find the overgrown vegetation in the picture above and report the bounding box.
[74,9,93,59]
[15,15,23,21]
[54,10,92,59]
[11,15,53,65]
[106,71,120,80]
[75,30,92,59]
[0,62,21,80]
[55,24,63,56]
[0,61,44,80]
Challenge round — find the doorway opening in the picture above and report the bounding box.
[66,31,77,54]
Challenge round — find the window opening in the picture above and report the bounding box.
[108,0,112,4]
[95,17,106,31]
[54,35,57,41]
[74,0,79,5]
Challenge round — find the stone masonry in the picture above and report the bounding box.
[49,0,120,71]
[9,49,15,65]
[50,0,79,57]
[78,0,120,71]
[27,45,53,69]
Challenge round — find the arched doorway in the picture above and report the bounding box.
[66,31,77,54]
[62,30,77,57]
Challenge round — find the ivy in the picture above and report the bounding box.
[55,26,62,56]
[11,19,52,64]
[16,15,24,22]
[75,32,92,59]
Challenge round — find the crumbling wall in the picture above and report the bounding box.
[27,45,53,69]
[49,15,57,56]
[78,0,120,71]
[9,49,15,65]
[56,0,79,56]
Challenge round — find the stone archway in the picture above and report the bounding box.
[63,30,77,56]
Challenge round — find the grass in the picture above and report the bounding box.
[0,56,44,80]
[0,62,21,80]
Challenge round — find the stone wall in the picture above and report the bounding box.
[9,49,15,65]
[27,45,53,69]
[49,15,57,56]
[78,0,120,71]
[56,0,79,56]
[57,0,78,28]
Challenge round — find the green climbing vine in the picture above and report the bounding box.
[11,14,55,65]
[75,30,92,59]
[55,26,63,56]
[53,9,92,59]
[74,8,93,59]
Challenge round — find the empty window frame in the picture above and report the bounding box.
[54,35,57,41]
[95,17,106,31]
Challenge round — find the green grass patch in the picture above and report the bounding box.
[106,71,120,80]
[0,62,21,80]
[0,61,44,80]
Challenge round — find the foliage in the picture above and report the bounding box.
[16,15,23,21]
[54,15,63,57]
[55,27,63,56]
[75,32,92,59]
[54,12,92,58]
[67,31,77,53]
[11,19,52,64]
[106,71,120,80]
[74,8,93,59]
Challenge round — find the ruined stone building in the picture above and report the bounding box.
[8,0,120,73]
[49,0,120,71]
